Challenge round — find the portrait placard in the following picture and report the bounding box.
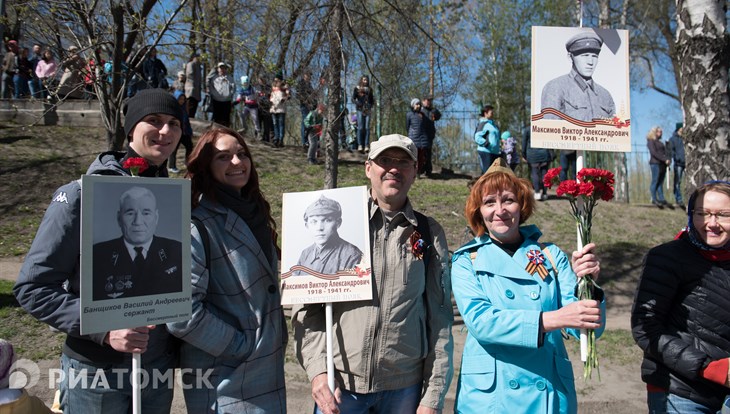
[531,26,631,152]
[280,186,372,305]
[80,175,191,335]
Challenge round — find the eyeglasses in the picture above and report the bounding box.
[692,210,730,223]
[371,156,415,169]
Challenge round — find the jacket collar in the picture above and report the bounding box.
[455,224,551,281]
[198,197,277,275]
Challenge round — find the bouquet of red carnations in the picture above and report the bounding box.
[543,167,615,380]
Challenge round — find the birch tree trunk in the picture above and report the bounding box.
[675,0,730,188]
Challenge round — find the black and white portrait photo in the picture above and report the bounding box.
[295,195,364,276]
[79,175,191,335]
[531,26,631,152]
[92,186,183,300]
[280,186,372,305]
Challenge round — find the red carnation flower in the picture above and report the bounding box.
[122,157,149,176]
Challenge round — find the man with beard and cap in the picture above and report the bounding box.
[295,195,363,275]
[14,88,184,414]
[293,134,454,414]
[541,31,616,122]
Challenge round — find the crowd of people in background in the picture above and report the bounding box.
[1,36,727,414]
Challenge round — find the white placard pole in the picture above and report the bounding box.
[326,302,335,392]
[576,151,588,362]
[132,352,142,414]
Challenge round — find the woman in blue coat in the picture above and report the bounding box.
[451,158,605,414]
[167,127,286,413]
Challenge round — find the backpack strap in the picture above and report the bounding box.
[191,217,210,270]
[413,210,432,270]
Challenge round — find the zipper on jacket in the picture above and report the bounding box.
[369,218,389,390]
[401,244,408,285]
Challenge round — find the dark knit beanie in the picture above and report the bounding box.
[123,89,185,140]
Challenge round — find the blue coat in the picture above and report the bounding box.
[451,225,605,414]
[474,118,500,155]
[167,196,287,413]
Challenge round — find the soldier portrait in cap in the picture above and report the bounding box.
[295,195,364,276]
[540,30,616,122]
[530,26,631,152]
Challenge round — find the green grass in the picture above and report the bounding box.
[0,123,688,372]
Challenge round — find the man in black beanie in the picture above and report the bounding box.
[14,88,183,414]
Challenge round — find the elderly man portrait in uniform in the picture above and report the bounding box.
[296,195,363,275]
[541,31,616,122]
[93,186,182,300]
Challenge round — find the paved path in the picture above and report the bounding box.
[0,258,22,281]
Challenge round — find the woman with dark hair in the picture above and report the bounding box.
[352,75,374,153]
[632,181,730,413]
[451,158,604,413]
[167,127,286,413]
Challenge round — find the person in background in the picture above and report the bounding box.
[632,181,730,413]
[293,134,453,414]
[168,127,286,413]
[206,62,235,127]
[2,40,19,99]
[406,98,429,177]
[452,158,604,414]
[142,47,167,89]
[559,150,577,181]
[35,49,57,99]
[474,105,501,174]
[304,104,325,165]
[647,125,670,208]
[521,130,553,201]
[13,89,184,414]
[500,130,519,171]
[15,47,33,98]
[421,95,441,177]
[172,70,185,93]
[270,76,290,148]
[168,90,194,174]
[234,75,261,140]
[57,45,85,99]
[352,75,374,153]
[256,76,274,143]
[28,44,43,98]
[666,122,686,209]
[0,339,53,413]
[184,53,202,118]
[298,71,317,148]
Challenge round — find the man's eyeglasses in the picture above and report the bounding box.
[371,156,415,169]
[692,210,730,223]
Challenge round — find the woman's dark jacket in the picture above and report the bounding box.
[631,237,730,409]
[647,138,668,165]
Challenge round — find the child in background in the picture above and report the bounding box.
[269,77,290,148]
[500,130,519,171]
[168,90,194,173]
[305,104,325,164]
[0,338,53,413]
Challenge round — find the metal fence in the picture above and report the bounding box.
[229,104,680,205]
